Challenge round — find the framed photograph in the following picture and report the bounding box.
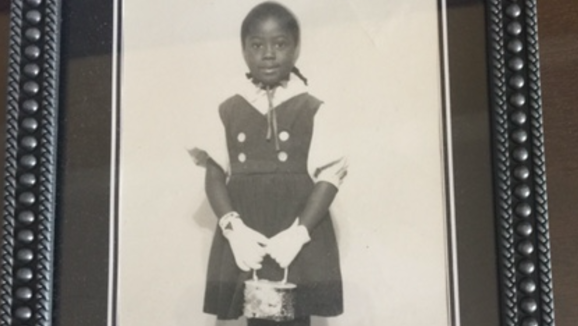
[1,1,554,326]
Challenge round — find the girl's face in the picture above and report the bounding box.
[243,17,299,87]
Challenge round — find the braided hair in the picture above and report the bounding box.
[241,2,308,86]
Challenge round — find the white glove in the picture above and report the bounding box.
[266,219,310,268]
[220,212,269,272]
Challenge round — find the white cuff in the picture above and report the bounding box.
[314,157,348,189]
[188,147,210,167]
[218,211,241,238]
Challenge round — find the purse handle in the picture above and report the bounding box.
[252,267,288,284]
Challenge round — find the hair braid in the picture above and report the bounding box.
[291,66,308,86]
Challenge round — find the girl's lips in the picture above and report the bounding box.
[260,66,280,73]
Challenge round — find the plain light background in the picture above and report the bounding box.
[118,1,450,325]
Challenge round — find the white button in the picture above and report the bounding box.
[237,132,246,143]
[238,153,246,162]
[278,151,288,162]
[279,131,290,142]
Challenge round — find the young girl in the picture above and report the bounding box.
[193,2,347,325]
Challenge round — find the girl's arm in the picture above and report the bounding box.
[205,158,234,218]
[301,103,348,232]
[267,103,348,268]
[205,158,269,271]
[266,181,338,268]
[298,181,338,233]
[188,147,233,215]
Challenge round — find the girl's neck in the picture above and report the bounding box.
[246,66,308,89]
[246,74,291,90]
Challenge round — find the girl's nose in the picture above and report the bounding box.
[263,44,276,59]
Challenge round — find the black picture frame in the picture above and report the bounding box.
[0,1,554,326]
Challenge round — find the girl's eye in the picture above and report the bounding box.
[251,43,263,49]
[275,42,286,49]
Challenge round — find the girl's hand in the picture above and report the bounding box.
[266,219,310,268]
[221,214,269,271]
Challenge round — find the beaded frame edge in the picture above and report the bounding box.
[1,0,61,325]
[0,0,554,326]
[487,1,554,326]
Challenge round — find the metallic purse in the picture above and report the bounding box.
[243,268,296,321]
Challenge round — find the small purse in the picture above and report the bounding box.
[243,268,296,321]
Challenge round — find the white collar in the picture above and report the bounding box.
[239,78,308,114]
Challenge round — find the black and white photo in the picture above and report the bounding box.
[118,1,451,325]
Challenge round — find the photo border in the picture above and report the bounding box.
[0,1,554,326]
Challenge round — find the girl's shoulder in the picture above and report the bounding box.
[300,92,323,108]
[217,94,246,120]
[286,92,324,113]
[281,81,324,111]
[218,94,245,109]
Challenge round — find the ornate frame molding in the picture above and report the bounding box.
[487,1,554,326]
[2,0,60,325]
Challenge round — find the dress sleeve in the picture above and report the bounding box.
[308,104,348,189]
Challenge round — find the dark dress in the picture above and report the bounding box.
[203,93,343,320]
